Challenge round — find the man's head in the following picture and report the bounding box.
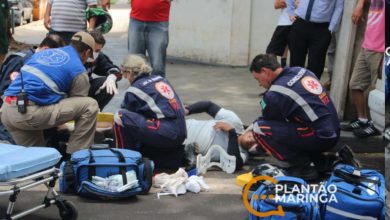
[238,126,257,150]
[121,54,152,83]
[249,54,282,89]
[36,34,66,52]
[70,31,95,64]
[89,30,106,60]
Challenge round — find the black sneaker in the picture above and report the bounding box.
[336,145,360,168]
[353,121,381,138]
[340,119,365,131]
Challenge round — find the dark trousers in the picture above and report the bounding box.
[289,18,332,79]
[89,77,114,111]
[113,110,186,169]
[254,120,338,168]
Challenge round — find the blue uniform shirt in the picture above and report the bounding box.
[287,0,344,32]
[5,46,86,105]
[261,67,340,138]
[123,74,186,120]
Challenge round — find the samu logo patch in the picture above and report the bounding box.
[155,81,175,100]
[301,76,323,95]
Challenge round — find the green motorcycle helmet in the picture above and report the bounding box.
[86,8,113,34]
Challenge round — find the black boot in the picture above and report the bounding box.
[336,145,360,168]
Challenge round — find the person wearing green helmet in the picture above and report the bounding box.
[86,8,113,34]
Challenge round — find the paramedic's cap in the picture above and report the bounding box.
[71,31,95,51]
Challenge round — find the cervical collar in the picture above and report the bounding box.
[196,145,236,175]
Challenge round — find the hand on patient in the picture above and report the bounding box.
[213,122,233,132]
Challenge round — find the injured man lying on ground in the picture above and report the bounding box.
[183,101,257,174]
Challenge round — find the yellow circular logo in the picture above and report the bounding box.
[242,176,285,217]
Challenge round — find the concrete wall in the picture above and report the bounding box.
[249,0,279,61]
[169,0,275,66]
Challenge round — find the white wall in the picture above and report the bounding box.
[169,0,264,66]
[249,0,280,61]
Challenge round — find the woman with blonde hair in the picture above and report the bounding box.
[113,54,187,169]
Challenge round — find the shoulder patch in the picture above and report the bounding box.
[260,99,267,109]
[287,68,306,86]
[301,76,323,95]
[155,81,175,99]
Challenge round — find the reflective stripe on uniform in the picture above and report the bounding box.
[21,65,66,96]
[269,85,319,122]
[126,86,165,119]
[326,206,377,220]
[11,52,27,57]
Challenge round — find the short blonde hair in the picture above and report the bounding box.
[121,54,153,76]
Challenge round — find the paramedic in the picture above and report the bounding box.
[1,32,99,154]
[249,54,340,180]
[113,54,187,169]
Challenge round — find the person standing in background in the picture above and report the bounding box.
[0,0,8,67]
[341,0,385,138]
[128,0,172,77]
[44,0,97,44]
[286,0,344,79]
[266,0,295,68]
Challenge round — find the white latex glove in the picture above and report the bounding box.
[159,177,187,198]
[186,176,209,193]
[98,74,118,95]
[114,110,123,127]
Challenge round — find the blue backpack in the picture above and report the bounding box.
[321,164,385,220]
[249,176,320,220]
[59,146,154,199]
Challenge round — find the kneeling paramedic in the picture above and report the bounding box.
[114,54,187,169]
[1,32,99,155]
[249,54,340,180]
[86,30,121,110]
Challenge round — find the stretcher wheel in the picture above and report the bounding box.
[58,200,78,220]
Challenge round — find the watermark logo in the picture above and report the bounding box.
[242,176,338,218]
[242,176,284,217]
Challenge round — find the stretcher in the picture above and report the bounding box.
[0,143,77,220]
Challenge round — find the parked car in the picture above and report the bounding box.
[8,0,33,26]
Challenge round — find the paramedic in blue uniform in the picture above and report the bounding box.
[86,30,122,110]
[249,54,340,180]
[0,34,66,105]
[0,32,99,155]
[114,54,187,169]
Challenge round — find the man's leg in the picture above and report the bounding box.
[307,26,332,79]
[0,104,46,146]
[52,97,99,153]
[146,21,169,76]
[128,18,146,55]
[89,77,114,111]
[288,19,309,69]
[349,49,376,119]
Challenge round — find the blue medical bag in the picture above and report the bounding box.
[249,176,320,220]
[321,164,385,220]
[59,146,154,199]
